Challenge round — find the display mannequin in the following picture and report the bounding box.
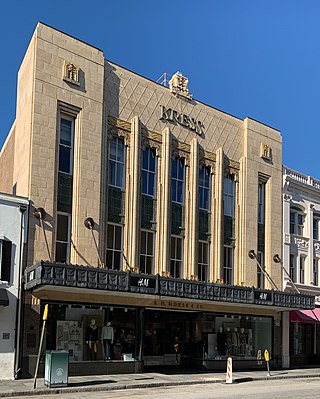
[217,326,226,356]
[86,319,98,360]
[101,321,114,360]
[232,327,239,356]
[225,327,232,356]
[239,328,246,356]
[150,330,159,355]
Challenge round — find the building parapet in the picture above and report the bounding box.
[284,166,320,190]
[25,261,315,310]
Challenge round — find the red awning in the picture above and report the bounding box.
[290,308,320,324]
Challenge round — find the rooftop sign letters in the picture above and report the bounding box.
[160,105,205,136]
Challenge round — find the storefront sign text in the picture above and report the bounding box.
[130,276,156,289]
[160,105,205,136]
[153,299,204,310]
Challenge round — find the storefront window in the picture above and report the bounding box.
[44,304,136,362]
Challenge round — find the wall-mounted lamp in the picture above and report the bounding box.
[33,207,52,262]
[273,254,281,264]
[248,249,279,291]
[84,217,103,268]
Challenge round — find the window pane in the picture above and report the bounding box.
[147,232,153,255]
[107,224,114,248]
[116,164,123,188]
[114,226,122,250]
[146,256,152,274]
[172,159,177,178]
[59,146,71,173]
[178,159,184,180]
[109,139,117,160]
[60,119,72,146]
[141,231,146,253]
[113,251,121,270]
[148,173,155,196]
[106,250,113,268]
[142,170,148,194]
[176,238,182,258]
[149,149,156,172]
[57,214,69,242]
[203,243,208,263]
[108,161,116,186]
[142,148,149,170]
[177,181,183,203]
[56,242,67,263]
[140,255,146,273]
[171,237,175,258]
[116,139,124,162]
[171,180,177,202]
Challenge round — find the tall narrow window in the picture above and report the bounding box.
[140,230,154,274]
[290,208,305,236]
[314,218,319,240]
[223,174,235,218]
[0,240,12,282]
[106,224,123,270]
[142,147,156,197]
[56,213,70,263]
[290,254,296,282]
[59,117,73,174]
[170,236,183,278]
[257,251,265,289]
[108,136,125,189]
[171,158,185,204]
[313,259,318,286]
[223,246,233,285]
[257,181,266,289]
[56,114,75,263]
[299,256,305,284]
[198,241,209,281]
[199,166,210,211]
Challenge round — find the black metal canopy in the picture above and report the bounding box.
[24,261,315,310]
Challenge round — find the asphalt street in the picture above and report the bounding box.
[13,378,320,399]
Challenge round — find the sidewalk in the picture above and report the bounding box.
[1,368,320,398]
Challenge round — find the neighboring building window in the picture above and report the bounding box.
[0,240,12,282]
[106,224,123,270]
[257,251,265,289]
[199,165,211,211]
[171,158,185,204]
[313,259,318,286]
[290,254,296,282]
[223,245,234,285]
[108,136,125,189]
[290,209,304,236]
[55,213,71,263]
[299,256,305,284]
[59,117,74,174]
[142,147,156,197]
[198,241,209,281]
[223,174,235,217]
[170,236,183,278]
[314,218,319,240]
[140,230,154,274]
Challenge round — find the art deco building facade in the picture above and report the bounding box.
[0,23,313,377]
[283,166,320,366]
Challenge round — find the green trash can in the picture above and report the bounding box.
[44,350,69,388]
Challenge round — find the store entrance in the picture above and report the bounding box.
[144,309,199,368]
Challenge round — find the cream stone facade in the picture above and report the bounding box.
[0,23,313,377]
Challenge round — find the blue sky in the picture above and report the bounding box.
[1,0,320,177]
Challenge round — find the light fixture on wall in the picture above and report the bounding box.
[84,217,104,268]
[248,249,279,291]
[33,207,52,262]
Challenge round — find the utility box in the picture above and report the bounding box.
[44,351,69,388]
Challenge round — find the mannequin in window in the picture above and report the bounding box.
[217,326,226,356]
[225,327,232,356]
[239,327,247,356]
[232,327,239,356]
[101,321,114,360]
[150,329,159,355]
[173,336,180,363]
[86,319,98,360]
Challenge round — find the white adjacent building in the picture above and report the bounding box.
[0,192,28,379]
[283,166,320,367]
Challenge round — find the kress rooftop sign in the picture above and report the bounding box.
[160,105,205,136]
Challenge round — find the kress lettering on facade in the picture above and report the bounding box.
[160,105,204,136]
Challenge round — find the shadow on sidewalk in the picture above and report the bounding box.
[68,379,117,387]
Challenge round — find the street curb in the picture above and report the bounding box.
[1,374,320,397]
